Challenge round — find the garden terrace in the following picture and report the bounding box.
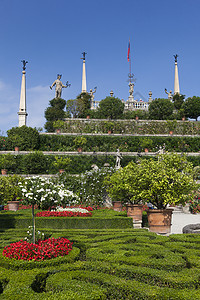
[54,118,200,135]
[1,151,200,174]
[1,225,200,299]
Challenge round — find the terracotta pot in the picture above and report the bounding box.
[59,169,65,174]
[7,201,20,211]
[126,204,143,222]
[1,169,7,175]
[14,146,19,152]
[147,209,173,234]
[112,201,123,212]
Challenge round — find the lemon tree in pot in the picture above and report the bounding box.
[107,153,196,233]
[106,163,144,222]
[0,175,23,211]
[0,154,16,175]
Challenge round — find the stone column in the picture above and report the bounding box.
[82,59,87,93]
[174,61,180,95]
[18,70,28,127]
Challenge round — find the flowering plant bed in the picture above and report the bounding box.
[3,237,73,261]
[36,211,92,217]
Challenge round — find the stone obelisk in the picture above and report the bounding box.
[174,54,180,94]
[81,52,87,93]
[18,60,28,127]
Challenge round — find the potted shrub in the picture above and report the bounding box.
[73,136,87,152]
[103,121,115,134]
[0,154,16,175]
[140,138,153,153]
[53,156,71,173]
[166,120,177,135]
[53,120,65,134]
[106,164,144,225]
[0,175,23,211]
[107,153,196,233]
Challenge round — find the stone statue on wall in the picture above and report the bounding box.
[90,87,97,109]
[165,88,173,101]
[50,74,68,98]
[115,149,122,169]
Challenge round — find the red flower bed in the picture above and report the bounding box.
[36,211,92,217]
[3,237,73,261]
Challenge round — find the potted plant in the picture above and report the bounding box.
[107,153,196,233]
[7,134,23,151]
[166,120,177,135]
[73,136,87,152]
[53,120,65,134]
[103,121,115,134]
[0,175,23,211]
[106,164,144,225]
[0,154,16,175]
[53,156,71,173]
[140,138,153,153]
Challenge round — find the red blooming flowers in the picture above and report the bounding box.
[36,211,92,217]
[3,237,73,261]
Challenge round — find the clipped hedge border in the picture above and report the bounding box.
[39,134,200,152]
[0,246,80,270]
[0,216,133,230]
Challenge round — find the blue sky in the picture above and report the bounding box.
[0,0,200,134]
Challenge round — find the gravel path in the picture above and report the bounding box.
[171,212,200,234]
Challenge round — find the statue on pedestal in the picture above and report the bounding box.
[50,74,69,98]
[129,82,134,96]
[115,149,122,169]
[165,88,173,101]
[90,87,97,109]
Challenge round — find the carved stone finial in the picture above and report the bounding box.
[110,90,114,97]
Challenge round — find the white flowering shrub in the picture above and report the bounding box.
[19,176,80,210]
[78,167,115,207]
[24,226,51,243]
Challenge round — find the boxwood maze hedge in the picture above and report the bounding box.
[1,229,200,299]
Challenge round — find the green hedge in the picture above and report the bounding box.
[2,228,200,298]
[0,216,133,230]
[52,119,200,135]
[38,134,200,152]
[2,152,200,175]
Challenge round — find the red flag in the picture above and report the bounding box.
[127,40,130,62]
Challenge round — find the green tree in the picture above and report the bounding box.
[182,96,200,121]
[149,98,174,120]
[97,96,124,119]
[66,93,91,118]
[173,94,185,110]
[106,153,196,209]
[44,98,67,132]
